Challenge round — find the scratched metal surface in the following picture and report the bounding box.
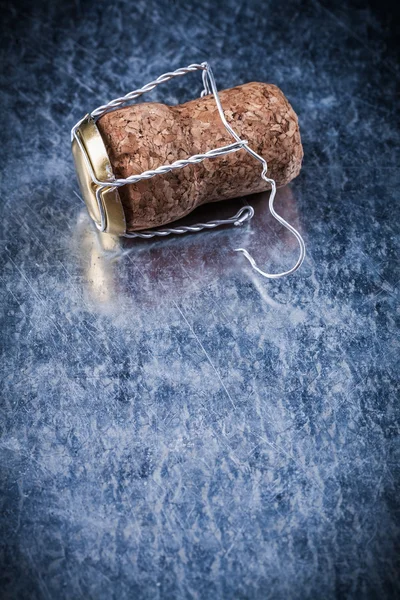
[1,0,399,598]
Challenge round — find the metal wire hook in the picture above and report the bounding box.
[202,64,306,279]
[234,178,306,279]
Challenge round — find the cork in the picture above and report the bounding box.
[97,82,303,231]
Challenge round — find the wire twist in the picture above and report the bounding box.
[91,64,207,120]
[99,141,248,188]
[124,206,254,239]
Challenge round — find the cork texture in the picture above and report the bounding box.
[97,82,303,231]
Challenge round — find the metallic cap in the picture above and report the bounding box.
[71,115,126,235]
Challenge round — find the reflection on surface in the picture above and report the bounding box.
[73,185,305,308]
[75,212,121,306]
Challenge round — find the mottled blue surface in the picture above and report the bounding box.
[1,0,399,598]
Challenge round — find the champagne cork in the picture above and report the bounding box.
[96,82,303,232]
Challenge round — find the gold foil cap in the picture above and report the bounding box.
[71,115,126,235]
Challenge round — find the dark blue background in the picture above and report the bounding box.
[1,0,399,598]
